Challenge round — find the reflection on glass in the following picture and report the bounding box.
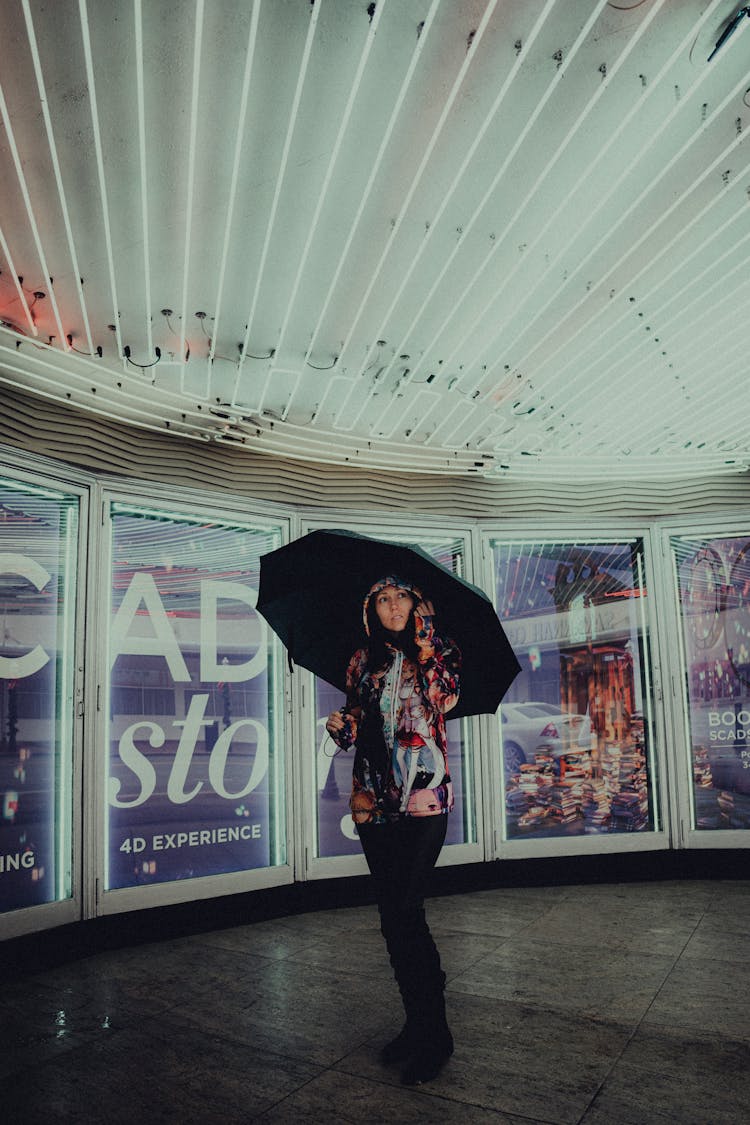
[107,506,284,889]
[492,538,658,839]
[314,535,473,858]
[672,533,750,830]
[0,479,78,913]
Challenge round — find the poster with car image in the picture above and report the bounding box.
[492,538,659,839]
[672,534,750,830]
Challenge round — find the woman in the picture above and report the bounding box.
[326,575,460,1086]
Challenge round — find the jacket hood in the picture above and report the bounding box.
[362,575,422,635]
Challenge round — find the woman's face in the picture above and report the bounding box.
[373,585,414,633]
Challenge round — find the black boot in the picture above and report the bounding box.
[377,907,416,1067]
[378,901,452,1078]
[400,999,453,1085]
[380,1022,413,1066]
[400,1028,453,1085]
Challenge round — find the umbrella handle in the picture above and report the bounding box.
[287,623,295,675]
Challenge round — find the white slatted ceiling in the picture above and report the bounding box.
[0,0,749,481]
[3,385,750,519]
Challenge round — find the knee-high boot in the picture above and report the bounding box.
[399,975,453,1085]
[378,904,453,1078]
[377,905,417,1063]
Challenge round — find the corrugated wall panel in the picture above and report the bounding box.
[2,385,750,518]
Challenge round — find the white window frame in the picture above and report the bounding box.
[656,512,750,851]
[296,512,485,882]
[0,454,89,939]
[479,520,673,861]
[90,481,295,917]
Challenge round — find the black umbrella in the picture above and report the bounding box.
[257,528,521,720]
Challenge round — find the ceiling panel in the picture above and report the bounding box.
[0,0,749,480]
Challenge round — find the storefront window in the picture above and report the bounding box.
[491,537,659,840]
[106,505,285,890]
[0,479,78,913]
[672,533,750,830]
[314,535,474,858]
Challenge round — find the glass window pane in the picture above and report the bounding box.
[106,505,284,890]
[492,537,659,840]
[671,533,750,830]
[0,478,78,913]
[314,534,474,858]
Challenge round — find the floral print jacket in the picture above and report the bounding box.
[332,619,461,826]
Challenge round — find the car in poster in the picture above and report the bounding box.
[500,701,592,776]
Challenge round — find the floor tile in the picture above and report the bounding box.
[681,915,750,963]
[2,1016,321,1124]
[160,956,402,1067]
[428,892,557,940]
[340,993,633,1124]
[520,900,702,957]
[701,885,750,937]
[580,1023,750,1125]
[196,917,332,961]
[640,955,750,1041]
[0,960,183,1080]
[279,927,394,979]
[257,1067,540,1123]
[445,938,676,1023]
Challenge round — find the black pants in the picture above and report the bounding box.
[358,814,450,1039]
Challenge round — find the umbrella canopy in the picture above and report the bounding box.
[257,528,520,720]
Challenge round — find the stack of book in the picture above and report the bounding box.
[533,750,556,775]
[601,744,622,796]
[610,789,648,831]
[518,762,542,799]
[517,805,550,830]
[583,778,611,828]
[692,744,712,787]
[717,789,735,825]
[562,749,591,773]
[505,786,529,826]
[547,779,580,824]
[561,752,590,797]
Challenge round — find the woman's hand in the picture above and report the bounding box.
[325,710,345,736]
[414,599,436,660]
[326,707,357,749]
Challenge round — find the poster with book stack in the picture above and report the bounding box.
[672,534,750,831]
[493,538,657,840]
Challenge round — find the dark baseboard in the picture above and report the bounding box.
[3,848,747,974]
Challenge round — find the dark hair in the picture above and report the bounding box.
[365,593,420,672]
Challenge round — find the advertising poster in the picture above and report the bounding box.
[313,535,473,858]
[107,507,285,890]
[0,482,78,915]
[493,538,658,839]
[672,534,750,830]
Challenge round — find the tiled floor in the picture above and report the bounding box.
[3,879,750,1123]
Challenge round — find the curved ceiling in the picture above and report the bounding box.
[0,0,749,481]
